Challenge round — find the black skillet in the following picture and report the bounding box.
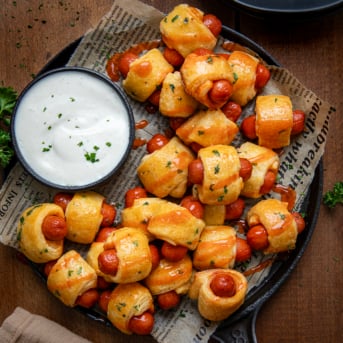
[35,25,323,342]
[221,0,343,21]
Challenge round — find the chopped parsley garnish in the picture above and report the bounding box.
[171,14,179,22]
[84,151,99,163]
[212,149,220,156]
[232,72,239,84]
[42,144,52,152]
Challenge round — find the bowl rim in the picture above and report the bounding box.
[11,66,135,191]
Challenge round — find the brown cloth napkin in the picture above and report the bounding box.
[0,307,92,343]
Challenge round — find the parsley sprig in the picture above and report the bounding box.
[323,182,343,209]
[0,87,17,168]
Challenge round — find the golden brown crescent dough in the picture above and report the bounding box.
[237,142,280,198]
[159,71,198,118]
[247,198,298,254]
[188,269,247,321]
[107,282,154,335]
[203,204,226,225]
[160,4,217,58]
[17,203,64,263]
[137,136,195,199]
[121,197,167,241]
[144,255,193,296]
[86,242,106,276]
[176,108,239,147]
[228,50,260,106]
[102,227,152,283]
[47,250,98,307]
[145,199,206,250]
[180,51,233,109]
[65,191,104,244]
[255,94,293,149]
[193,145,244,205]
[122,48,173,102]
[86,242,118,283]
[193,225,237,270]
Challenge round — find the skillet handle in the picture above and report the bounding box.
[210,304,262,343]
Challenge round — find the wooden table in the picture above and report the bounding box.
[1,1,342,342]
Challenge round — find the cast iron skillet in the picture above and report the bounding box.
[35,25,323,342]
[220,0,343,21]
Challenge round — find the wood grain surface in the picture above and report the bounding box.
[0,1,342,342]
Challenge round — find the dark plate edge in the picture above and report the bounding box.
[220,0,343,20]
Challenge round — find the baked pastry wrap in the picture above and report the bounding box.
[237,142,280,198]
[203,204,226,225]
[137,136,195,198]
[193,145,244,205]
[17,203,64,263]
[176,108,238,147]
[102,227,152,283]
[122,48,173,102]
[144,255,193,295]
[146,201,206,250]
[228,50,259,106]
[86,241,118,283]
[107,282,154,335]
[247,198,298,254]
[180,52,233,109]
[193,225,236,270]
[121,197,173,241]
[188,269,247,321]
[47,250,98,307]
[159,71,198,118]
[65,191,104,244]
[255,94,293,149]
[160,4,217,58]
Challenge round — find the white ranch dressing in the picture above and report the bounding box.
[14,69,131,187]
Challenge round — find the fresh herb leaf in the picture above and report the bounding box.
[0,87,17,125]
[0,87,17,168]
[323,182,343,209]
[0,131,14,168]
